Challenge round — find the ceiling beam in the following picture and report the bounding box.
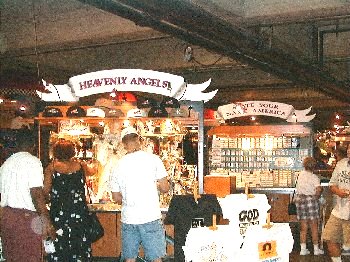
[78,0,350,104]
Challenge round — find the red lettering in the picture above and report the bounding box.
[93,79,102,87]
[86,80,93,88]
[162,81,170,89]
[137,78,147,85]
[79,81,88,90]
[120,77,127,85]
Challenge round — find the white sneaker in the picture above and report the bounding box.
[314,249,324,255]
[300,249,310,256]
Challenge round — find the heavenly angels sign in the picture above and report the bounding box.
[36,69,217,103]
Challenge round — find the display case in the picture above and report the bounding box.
[35,105,202,258]
[207,124,313,189]
[35,107,200,206]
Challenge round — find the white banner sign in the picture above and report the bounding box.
[217,101,315,122]
[36,69,217,102]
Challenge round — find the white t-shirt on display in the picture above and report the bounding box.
[110,150,168,224]
[0,152,44,211]
[183,225,243,262]
[218,194,271,237]
[240,223,294,262]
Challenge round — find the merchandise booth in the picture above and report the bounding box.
[205,101,315,223]
[35,72,316,261]
[36,104,201,258]
[35,69,216,258]
[178,101,316,262]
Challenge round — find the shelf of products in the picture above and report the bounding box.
[35,114,199,207]
[207,125,313,188]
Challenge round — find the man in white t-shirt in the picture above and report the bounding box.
[0,129,55,261]
[110,128,170,262]
[322,144,350,262]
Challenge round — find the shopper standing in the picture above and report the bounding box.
[322,144,350,262]
[43,139,93,261]
[110,128,170,262]
[295,156,324,256]
[0,129,56,261]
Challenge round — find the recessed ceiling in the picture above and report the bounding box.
[1,0,350,130]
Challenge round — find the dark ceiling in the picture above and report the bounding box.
[1,0,350,130]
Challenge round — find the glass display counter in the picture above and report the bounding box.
[206,124,313,222]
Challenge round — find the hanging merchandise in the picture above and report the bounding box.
[115,92,137,103]
[160,97,180,108]
[42,107,63,117]
[169,107,188,118]
[94,98,115,109]
[86,108,106,118]
[58,120,91,136]
[164,194,222,261]
[136,96,158,109]
[66,106,86,117]
[105,108,124,117]
[126,108,147,118]
[240,223,294,261]
[148,105,168,118]
[204,108,216,119]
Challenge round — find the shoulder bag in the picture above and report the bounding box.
[82,163,104,243]
[288,174,299,216]
[86,211,104,243]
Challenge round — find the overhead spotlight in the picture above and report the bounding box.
[335,114,340,119]
[19,105,27,111]
[184,46,193,62]
[251,116,256,121]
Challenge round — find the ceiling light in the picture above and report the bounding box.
[184,46,193,62]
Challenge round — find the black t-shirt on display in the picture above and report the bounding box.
[164,194,222,262]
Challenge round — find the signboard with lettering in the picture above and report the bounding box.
[217,101,315,122]
[36,69,217,102]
